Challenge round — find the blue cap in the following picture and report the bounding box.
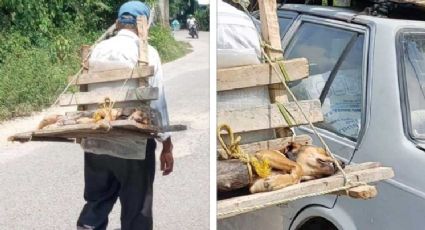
[118,1,150,24]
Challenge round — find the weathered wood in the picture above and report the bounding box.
[333,185,378,200]
[217,135,312,158]
[347,185,378,199]
[336,162,381,174]
[9,120,158,140]
[70,66,154,85]
[8,135,75,143]
[137,16,149,65]
[217,58,309,91]
[8,119,186,143]
[218,160,250,192]
[217,100,323,133]
[259,0,287,106]
[258,0,282,61]
[78,45,90,111]
[59,87,158,106]
[217,163,394,219]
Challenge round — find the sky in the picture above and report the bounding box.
[197,0,210,5]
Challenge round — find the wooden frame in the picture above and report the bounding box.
[217,100,323,133]
[218,162,394,219]
[59,87,159,106]
[69,66,154,85]
[217,58,309,91]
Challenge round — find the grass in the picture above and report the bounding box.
[149,25,192,63]
[0,25,191,121]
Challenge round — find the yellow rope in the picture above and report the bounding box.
[217,124,271,181]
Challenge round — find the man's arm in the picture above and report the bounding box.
[148,45,174,175]
[160,137,173,175]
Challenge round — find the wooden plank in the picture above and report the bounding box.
[137,16,149,65]
[59,87,158,106]
[258,0,282,61]
[333,185,378,200]
[8,135,75,143]
[217,135,312,158]
[217,164,395,219]
[217,100,323,133]
[9,120,158,139]
[217,58,309,91]
[259,0,287,106]
[8,120,186,143]
[70,66,154,85]
[78,45,90,111]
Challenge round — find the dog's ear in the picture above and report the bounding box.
[283,142,302,161]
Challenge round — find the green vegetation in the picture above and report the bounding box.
[194,6,209,31]
[0,0,190,121]
[149,26,192,63]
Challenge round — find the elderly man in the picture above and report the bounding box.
[76,2,173,230]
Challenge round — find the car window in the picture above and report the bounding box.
[285,22,357,76]
[284,21,365,140]
[401,32,425,140]
[279,17,294,37]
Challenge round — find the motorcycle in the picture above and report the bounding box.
[189,24,199,39]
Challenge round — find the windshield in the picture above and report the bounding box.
[402,32,425,140]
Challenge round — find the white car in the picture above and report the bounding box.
[218,4,425,230]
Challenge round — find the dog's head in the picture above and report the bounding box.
[283,143,344,178]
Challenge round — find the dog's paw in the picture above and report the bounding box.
[249,178,274,193]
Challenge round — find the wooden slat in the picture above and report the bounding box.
[217,58,309,91]
[59,87,158,106]
[70,66,154,85]
[217,135,312,157]
[8,120,187,143]
[78,45,90,111]
[137,16,149,65]
[217,163,394,219]
[217,100,323,133]
[258,0,282,61]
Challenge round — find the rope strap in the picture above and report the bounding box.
[217,124,272,182]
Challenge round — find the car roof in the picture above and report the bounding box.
[279,4,425,29]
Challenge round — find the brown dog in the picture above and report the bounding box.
[249,143,343,193]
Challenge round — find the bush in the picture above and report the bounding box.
[149,25,192,63]
[194,6,209,31]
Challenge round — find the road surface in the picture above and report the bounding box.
[0,30,210,230]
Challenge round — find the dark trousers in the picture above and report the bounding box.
[77,139,156,230]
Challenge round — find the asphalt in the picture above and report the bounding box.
[0,30,210,230]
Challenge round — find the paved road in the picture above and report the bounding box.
[0,30,210,230]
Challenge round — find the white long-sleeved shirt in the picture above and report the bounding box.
[81,29,170,160]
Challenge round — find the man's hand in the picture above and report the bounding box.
[160,137,174,176]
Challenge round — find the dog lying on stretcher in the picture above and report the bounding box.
[249,143,344,193]
[37,108,150,130]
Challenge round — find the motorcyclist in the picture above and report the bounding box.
[186,14,198,38]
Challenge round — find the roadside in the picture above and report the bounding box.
[0,30,209,230]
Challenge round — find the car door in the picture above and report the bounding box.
[333,28,425,230]
[277,13,370,229]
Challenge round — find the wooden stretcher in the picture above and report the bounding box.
[216,0,394,219]
[9,16,186,143]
